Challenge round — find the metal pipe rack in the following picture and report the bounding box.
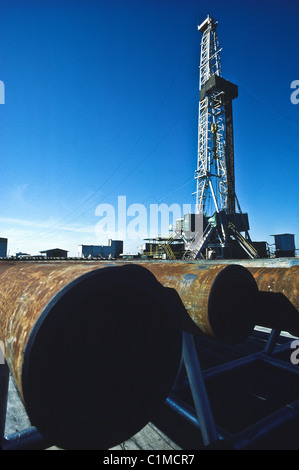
[163,328,299,449]
[0,259,298,450]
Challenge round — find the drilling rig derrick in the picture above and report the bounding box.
[184,15,259,260]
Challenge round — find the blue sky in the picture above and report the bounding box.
[0,0,298,256]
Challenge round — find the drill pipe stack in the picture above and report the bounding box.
[140,260,299,341]
[0,259,298,449]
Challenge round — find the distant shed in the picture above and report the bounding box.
[272,234,295,257]
[40,248,68,258]
[0,238,7,257]
[78,240,123,259]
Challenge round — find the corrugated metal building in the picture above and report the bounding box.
[78,240,123,259]
[40,248,68,258]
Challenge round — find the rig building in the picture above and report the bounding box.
[40,248,68,258]
[78,240,123,259]
[272,233,295,258]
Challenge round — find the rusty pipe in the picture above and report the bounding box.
[1,259,297,345]
[189,258,299,311]
[140,261,260,343]
[0,262,182,450]
[136,260,299,341]
[2,259,297,351]
[246,264,299,337]
[246,265,299,312]
[0,259,298,447]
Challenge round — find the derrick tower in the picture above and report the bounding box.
[183,15,260,260]
[196,14,237,216]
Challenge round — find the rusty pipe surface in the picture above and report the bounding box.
[1,258,297,352]
[185,257,299,311]
[0,261,182,449]
[142,260,299,340]
[132,259,299,338]
[245,264,299,337]
[138,261,260,343]
[126,260,299,340]
[0,259,298,447]
[246,265,299,312]
[1,258,297,345]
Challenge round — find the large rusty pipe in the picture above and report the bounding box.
[0,259,298,448]
[182,258,299,312]
[142,260,299,340]
[0,262,182,449]
[246,265,299,312]
[243,263,299,337]
[139,261,260,343]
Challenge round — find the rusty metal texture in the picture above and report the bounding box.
[138,261,259,343]
[246,265,299,337]
[135,260,299,339]
[179,259,299,332]
[195,257,299,311]
[0,260,259,391]
[0,261,183,449]
[0,260,109,395]
[0,258,298,448]
[1,259,297,378]
[247,265,299,312]
[143,260,299,339]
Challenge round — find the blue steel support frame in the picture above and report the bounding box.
[167,328,299,449]
[182,332,219,446]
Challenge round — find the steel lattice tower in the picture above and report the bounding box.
[182,15,259,260]
[195,15,237,216]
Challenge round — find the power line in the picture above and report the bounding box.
[37,92,197,240]
[239,84,299,131]
[18,53,195,242]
